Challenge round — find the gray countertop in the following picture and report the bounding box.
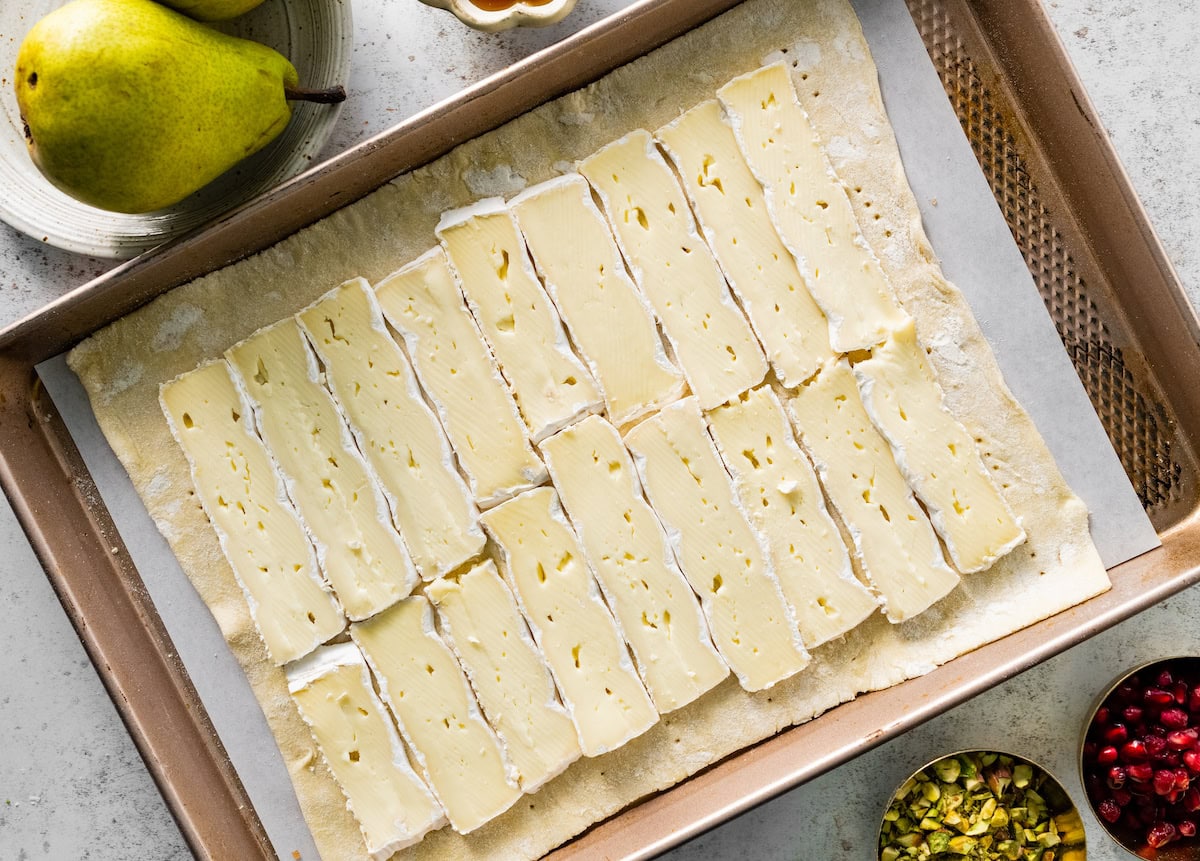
[3,1,1199,859]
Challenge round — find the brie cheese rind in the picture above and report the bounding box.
[788,358,961,622]
[578,130,769,409]
[68,1,1111,858]
[705,386,878,649]
[481,487,660,757]
[160,360,345,664]
[437,200,602,442]
[539,414,730,713]
[625,398,811,691]
[296,279,485,581]
[510,175,686,427]
[718,62,908,353]
[226,319,418,621]
[351,599,523,834]
[373,248,547,508]
[852,319,1026,573]
[287,643,446,859]
[656,100,834,387]
[424,561,582,792]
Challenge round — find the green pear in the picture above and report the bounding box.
[155,0,267,23]
[14,0,344,214]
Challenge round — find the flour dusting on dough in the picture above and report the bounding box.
[152,304,204,353]
[462,165,528,196]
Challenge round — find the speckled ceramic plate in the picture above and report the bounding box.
[0,0,351,259]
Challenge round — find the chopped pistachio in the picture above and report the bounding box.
[1013,764,1034,788]
[936,758,963,783]
[949,835,978,854]
[928,831,953,853]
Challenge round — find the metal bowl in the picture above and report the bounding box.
[1080,657,1200,860]
[0,0,352,259]
[879,749,1086,861]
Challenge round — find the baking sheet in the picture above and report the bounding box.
[36,0,1158,857]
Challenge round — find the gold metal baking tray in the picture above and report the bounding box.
[1,0,1197,858]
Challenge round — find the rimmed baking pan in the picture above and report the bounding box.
[1,0,1197,858]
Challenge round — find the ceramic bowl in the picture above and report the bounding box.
[1080,657,1200,860]
[0,0,352,259]
[879,749,1086,861]
[418,0,576,33]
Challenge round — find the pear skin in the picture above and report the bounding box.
[15,0,307,213]
[156,0,267,22]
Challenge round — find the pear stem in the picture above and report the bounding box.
[284,85,347,104]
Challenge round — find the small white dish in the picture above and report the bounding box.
[418,0,576,33]
[0,0,352,259]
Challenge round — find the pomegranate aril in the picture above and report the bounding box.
[1189,686,1200,712]
[1147,820,1178,849]
[1158,669,1176,689]
[1114,788,1134,806]
[1160,707,1190,729]
[1185,750,1200,773]
[1110,766,1130,788]
[1097,745,1120,765]
[1095,705,1112,726]
[1098,798,1122,823]
[1125,705,1146,724]
[1123,739,1150,762]
[1106,723,1131,745]
[1118,681,1141,703]
[1146,688,1176,706]
[1166,729,1198,750]
[1179,820,1198,838]
[1174,681,1189,705]
[1176,769,1192,791]
[1184,787,1200,813]
[1155,769,1178,796]
[1145,735,1170,758]
[1130,764,1155,783]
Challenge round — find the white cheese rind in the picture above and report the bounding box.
[286,643,445,858]
[578,130,768,409]
[160,361,345,664]
[438,203,602,442]
[852,320,1026,573]
[624,398,810,691]
[351,598,522,834]
[705,386,878,649]
[511,175,686,427]
[539,414,728,712]
[787,359,960,621]
[374,249,547,508]
[425,560,581,792]
[297,279,485,580]
[226,320,417,621]
[656,100,833,387]
[717,63,907,352]
[481,487,659,756]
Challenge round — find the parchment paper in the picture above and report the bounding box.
[43,0,1157,858]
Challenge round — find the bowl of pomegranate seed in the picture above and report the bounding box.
[879,749,1086,860]
[1081,657,1200,859]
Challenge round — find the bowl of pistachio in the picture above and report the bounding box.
[879,750,1086,861]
